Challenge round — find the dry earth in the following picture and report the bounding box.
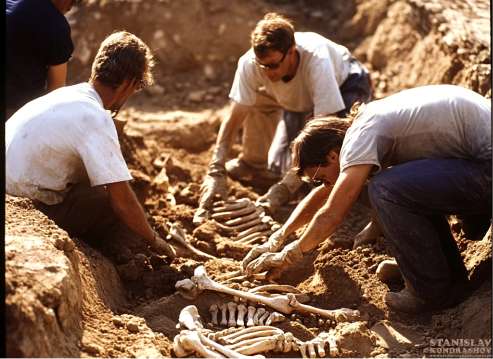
[5,0,492,357]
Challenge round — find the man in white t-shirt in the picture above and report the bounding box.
[242,85,491,314]
[194,12,372,224]
[6,31,176,259]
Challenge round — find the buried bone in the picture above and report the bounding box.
[211,203,257,221]
[209,304,219,325]
[236,304,247,327]
[212,198,251,213]
[175,330,224,358]
[265,312,285,325]
[196,331,265,359]
[227,302,237,327]
[166,222,217,260]
[258,311,271,325]
[190,266,360,321]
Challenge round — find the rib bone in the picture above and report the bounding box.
[177,330,224,358]
[227,302,237,327]
[236,223,271,240]
[196,331,265,359]
[224,209,264,227]
[236,304,247,327]
[265,312,285,325]
[212,198,251,213]
[246,306,256,327]
[221,326,282,343]
[236,230,272,244]
[191,266,360,321]
[223,329,284,345]
[209,304,219,325]
[211,203,256,221]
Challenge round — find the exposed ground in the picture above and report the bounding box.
[5,0,492,357]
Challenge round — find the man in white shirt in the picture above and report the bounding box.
[6,31,175,259]
[194,12,372,224]
[242,85,491,313]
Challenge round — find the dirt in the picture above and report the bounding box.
[5,0,491,357]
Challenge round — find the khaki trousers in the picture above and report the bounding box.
[239,90,282,170]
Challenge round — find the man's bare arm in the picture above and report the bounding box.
[47,63,68,92]
[298,164,373,253]
[106,181,155,243]
[209,101,250,173]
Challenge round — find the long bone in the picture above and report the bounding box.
[219,303,228,326]
[209,304,219,325]
[227,335,282,355]
[176,330,224,358]
[219,272,266,285]
[211,203,257,221]
[196,330,265,359]
[236,304,247,327]
[191,266,360,321]
[248,284,302,295]
[246,306,256,327]
[253,308,266,325]
[220,326,282,342]
[258,311,270,325]
[227,302,237,327]
[166,222,217,260]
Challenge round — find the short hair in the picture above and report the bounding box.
[250,12,295,58]
[90,31,155,89]
[292,117,351,176]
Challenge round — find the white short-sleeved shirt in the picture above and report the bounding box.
[229,32,352,116]
[6,82,132,205]
[340,85,491,173]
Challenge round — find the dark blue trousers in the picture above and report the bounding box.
[368,159,491,306]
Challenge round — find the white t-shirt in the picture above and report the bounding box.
[229,32,352,116]
[6,83,132,205]
[340,85,491,173]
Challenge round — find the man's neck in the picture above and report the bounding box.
[89,80,116,110]
[282,49,300,83]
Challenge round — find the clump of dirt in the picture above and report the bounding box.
[6,0,491,357]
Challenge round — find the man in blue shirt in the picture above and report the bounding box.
[6,0,77,118]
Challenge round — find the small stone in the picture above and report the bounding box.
[188,90,206,102]
[112,316,125,327]
[82,342,104,356]
[127,320,140,333]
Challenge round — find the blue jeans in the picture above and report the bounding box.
[368,159,491,306]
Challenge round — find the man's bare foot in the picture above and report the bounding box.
[353,220,382,249]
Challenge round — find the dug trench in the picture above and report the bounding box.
[5,0,491,357]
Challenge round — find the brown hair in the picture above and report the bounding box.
[250,12,295,58]
[90,31,155,89]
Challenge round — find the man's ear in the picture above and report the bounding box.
[327,150,339,164]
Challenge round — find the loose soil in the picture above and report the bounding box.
[6,0,491,357]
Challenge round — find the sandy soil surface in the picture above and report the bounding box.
[5,0,491,357]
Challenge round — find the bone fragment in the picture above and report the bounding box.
[253,308,266,325]
[167,223,217,260]
[300,343,308,358]
[314,339,326,357]
[173,334,191,357]
[258,311,270,326]
[224,209,264,227]
[236,304,247,327]
[236,223,271,240]
[192,266,360,321]
[236,230,272,244]
[209,304,219,325]
[227,302,237,327]
[178,305,203,331]
[219,303,228,326]
[265,311,285,325]
[228,335,281,355]
[196,331,265,359]
[178,330,224,358]
[306,342,316,358]
[246,306,256,327]
[220,272,266,285]
[216,270,242,282]
[211,203,256,221]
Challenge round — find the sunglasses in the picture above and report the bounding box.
[254,50,288,70]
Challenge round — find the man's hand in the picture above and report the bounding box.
[242,228,287,271]
[151,233,177,259]
[245,240,304,279]
[194,173,228,225]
